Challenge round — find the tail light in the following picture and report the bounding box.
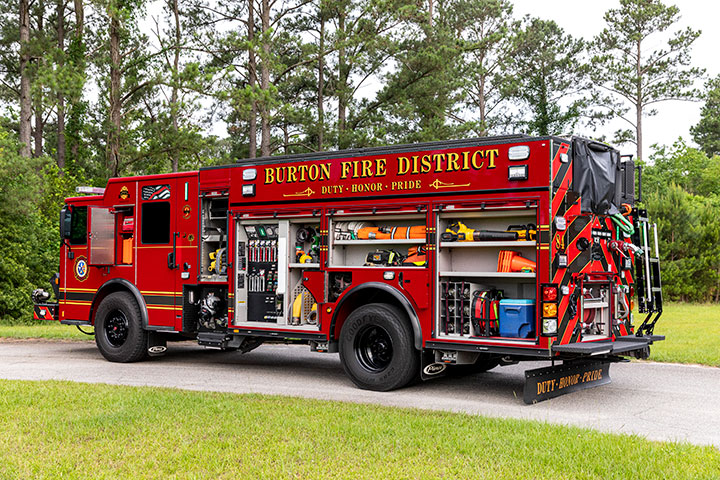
[542,303,558,317]
[542,286,558,301]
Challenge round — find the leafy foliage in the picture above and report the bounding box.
[691,75,720,158]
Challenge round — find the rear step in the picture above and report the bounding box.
[197,332,231,349]
[552,335,658,355]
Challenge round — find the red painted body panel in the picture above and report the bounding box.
[54,136,636,358]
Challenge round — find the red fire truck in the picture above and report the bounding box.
[33,135,663,403]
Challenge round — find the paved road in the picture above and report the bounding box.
[2,339,719,448]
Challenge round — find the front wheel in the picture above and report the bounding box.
[95,292,148,363]
[339,303,418,391]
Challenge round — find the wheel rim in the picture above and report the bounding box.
[355,325,393,372]
[104,309,129,347]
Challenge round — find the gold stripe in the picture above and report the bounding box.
[146,305,182,311]
[136,245,197,250]
[141,290,182,295]
[63,287,96,292]
[64,301,92,306]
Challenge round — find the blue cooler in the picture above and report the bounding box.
[498,299,535,338]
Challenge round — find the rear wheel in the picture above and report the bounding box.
[339,303,418,391]
[95,292,148,363]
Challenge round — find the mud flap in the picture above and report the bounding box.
[420,349,448,381]
[524,360,611,404]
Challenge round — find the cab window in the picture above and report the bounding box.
[141,202,170,244]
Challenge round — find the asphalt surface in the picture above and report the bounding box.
[1,339,719,448]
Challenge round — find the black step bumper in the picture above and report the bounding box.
[33,303,58,321]
[552,335,664,356]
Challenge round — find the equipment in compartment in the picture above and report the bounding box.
[208,248,227,275]
[498,250,536,273]
[243,224,282,322]
[498,299,535,338]
[402,245,427,266]
[441,281,496,336]
[441,222,537,242]
[364,249,403,266]
[333,221,373,240]
[291,280,318,326]
[197,292,227,330]
[295,225,320,263]
[471,289,502,337]
[357,225,426,240]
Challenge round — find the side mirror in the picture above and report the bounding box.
[60,205,72,239]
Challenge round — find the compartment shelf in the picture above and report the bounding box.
[289,263,320,269]
[439,271,535,279]
[334,239,425,245]
[439,241,536,248]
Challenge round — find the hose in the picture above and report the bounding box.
[611,213,634,236]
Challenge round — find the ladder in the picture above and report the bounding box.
[632,208,663,336]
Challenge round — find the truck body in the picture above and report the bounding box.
[34,135,664,402]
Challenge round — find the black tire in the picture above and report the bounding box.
[95,292,148,363]
[339,303,419,391]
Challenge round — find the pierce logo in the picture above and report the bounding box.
[119,186,130,200]
[74,256,89,281]
[423,363,446,376]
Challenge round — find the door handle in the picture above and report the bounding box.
[167,232,179,269]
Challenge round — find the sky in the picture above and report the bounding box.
[512,0,718,159]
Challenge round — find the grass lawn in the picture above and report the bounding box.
[647,302,720,367]
[0,380,718,479]
[0,323,92,341]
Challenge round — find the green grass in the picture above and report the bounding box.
[0,323,92,341]
[647,302,720,367]
[0,380,717,479]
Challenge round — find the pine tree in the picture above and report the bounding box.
[510,18,589,136]
[691,75,720,158]
[592,0,703,160]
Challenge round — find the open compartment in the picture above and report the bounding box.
[435,207,538,341]
[233,217,321,329]
[200,195,228,282]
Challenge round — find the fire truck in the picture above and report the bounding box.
[33,135,664,403]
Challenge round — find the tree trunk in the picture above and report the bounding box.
[19,0,32,157]
[635,38,643,161]
[248,0,257,158]
[107,4,121,176]
[68,0,84,162]
[317,12,324,151]
[33,0,45,157]
[337,8,347,148]
[259,0,270,157]
[170,0,181,172]
[57,0,66,170]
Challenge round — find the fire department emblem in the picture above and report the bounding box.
[74,256,89,281]
[183,205,191,219]
[119,186,130,200]
[141,184,171,200]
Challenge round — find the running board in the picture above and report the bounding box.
[524,360,611,404]
[553,337,652,355]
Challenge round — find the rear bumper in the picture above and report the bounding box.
[552,335,664,356]
[33,303,59,321]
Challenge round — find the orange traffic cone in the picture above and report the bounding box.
[498,250,536,273]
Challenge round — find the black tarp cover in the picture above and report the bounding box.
[572,138,620,215]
